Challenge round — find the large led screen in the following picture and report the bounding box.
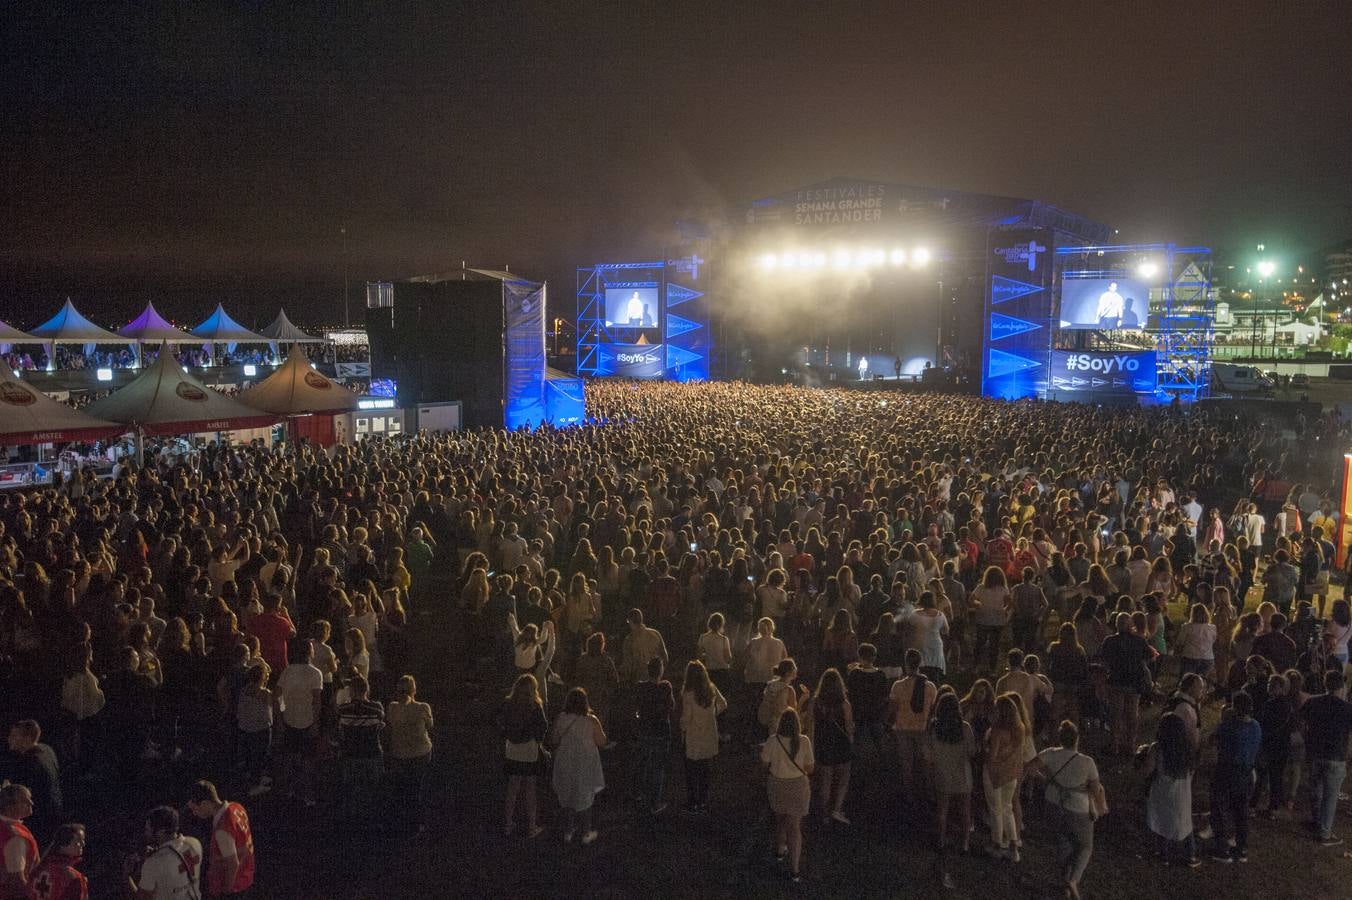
[604,286,660,328]
[1059,277,1148,330]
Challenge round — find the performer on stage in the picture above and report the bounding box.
[1095,281,1125,328]
[626,292,645,327]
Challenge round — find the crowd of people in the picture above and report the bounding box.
[0,380,1350,897]
[1,342,368,377]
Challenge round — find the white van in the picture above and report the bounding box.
[1211,363,1274,395]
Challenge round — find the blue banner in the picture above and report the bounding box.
[598,343,665,379]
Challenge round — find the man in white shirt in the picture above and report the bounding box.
[499,523,528,572]
[134,805,202,900]
[625,291,645,326]
[1243,502,1265,550]
[276,640,324,807]
[1182,494,1203,539]
[1094,282,1124,326]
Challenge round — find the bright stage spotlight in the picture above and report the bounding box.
[1137,261,1159,279]
[781,252,799,269]
[911,247,931,267]
[890,249,907,266]
[832,249,852,269]
[807,252,826,268]
[759,253,778,270]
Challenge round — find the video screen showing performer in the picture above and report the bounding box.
[604,287,659,329]
[1059,277,1148,330]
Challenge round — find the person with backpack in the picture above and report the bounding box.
[759,659,807,739]
[1027,720,1106,898]
[889,649,937,806]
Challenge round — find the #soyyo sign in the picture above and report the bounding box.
[1049,351,1157,394]
[601,343,665,379]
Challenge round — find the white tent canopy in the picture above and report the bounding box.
[237,345,361,415]
[190,303,269,343]
[0,372,123,445]
[29,300,136,345]
[259,308,324,342]
[0,321,39,346]
[86,344,278,436]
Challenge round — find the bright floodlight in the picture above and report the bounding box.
[96,367,113,382]
[890,249,907,266]
[759,253,777,270]
[1257,260,1276,278]
[912,247,931,266]
[781,252,799,269]
[1137,261,1159,279]
[243,364,257,377]
[832,249,851,269]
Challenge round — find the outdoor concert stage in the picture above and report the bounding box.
[578,177,1215,406]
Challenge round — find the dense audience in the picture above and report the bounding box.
[0,380,1350,897]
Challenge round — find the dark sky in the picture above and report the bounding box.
[3,2,1349,328]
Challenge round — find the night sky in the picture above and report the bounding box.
[3,3,1349,329]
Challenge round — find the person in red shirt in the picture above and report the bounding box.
[985,529,1016,578]
[187,781,255,899]
[26,823,87,900]
[0,783,37,900]
[246,594,296,678]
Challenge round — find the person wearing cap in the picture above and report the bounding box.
[132,806,202,900]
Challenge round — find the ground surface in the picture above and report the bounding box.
[226,589,1352,900]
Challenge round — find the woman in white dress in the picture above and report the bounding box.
[911,590,949,680]
[1144,712,1197,866]
[551,687,607,845]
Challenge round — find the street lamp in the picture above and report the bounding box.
[1253,260,1277,358]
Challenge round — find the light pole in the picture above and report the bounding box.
[341,226,350,328]
[1253,260,1276,359]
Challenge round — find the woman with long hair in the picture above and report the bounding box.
[930,691,976,888]
[1326,599,1352,667]
[574,630,619,745]
[697,613,734,740]
[551,687,607,844]
[761,708,815,883]
[804,667,854,824]
[499,674,548,837]
[983,693,1026,861]
[386,674,434,832]
[679,660,727,813]
[820,608,859,675]
[1211,585,1237,687]
[971,567,1012,674]
[1046,622,1088,732]
[1176,603,1217,678]
[1144,712,1198,866]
